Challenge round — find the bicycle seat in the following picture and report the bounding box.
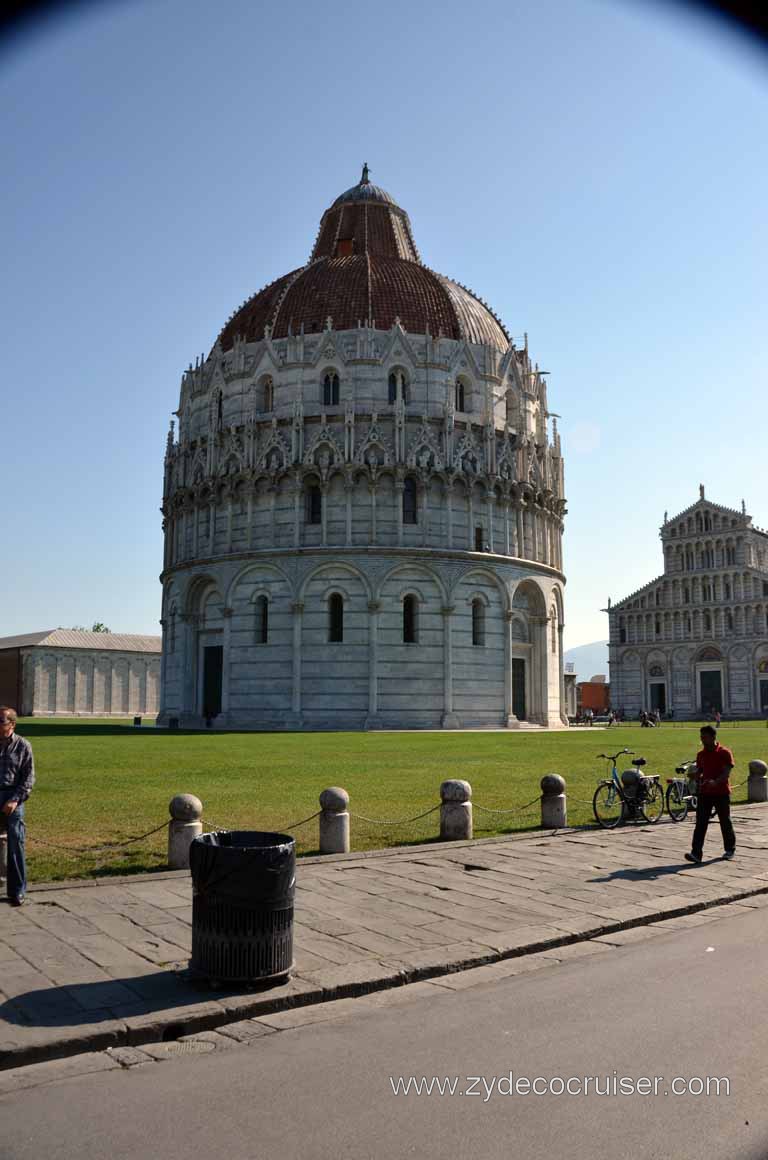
[631,757,647,768]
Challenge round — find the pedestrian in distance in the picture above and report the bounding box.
[0,707,35,906]
[684,724,735,864]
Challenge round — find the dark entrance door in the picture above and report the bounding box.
[699,670,722,715]
[512,659,526,719]
[760,679,768,714]
[203,645,223,719]
[649,683,666,714]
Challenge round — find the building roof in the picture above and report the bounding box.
[216,167,511,354]
[0,629,161,653]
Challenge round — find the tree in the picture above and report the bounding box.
[91,623,111,633]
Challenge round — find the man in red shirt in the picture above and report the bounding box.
[685,725,735,864]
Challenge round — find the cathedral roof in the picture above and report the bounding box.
[216,167,510,353]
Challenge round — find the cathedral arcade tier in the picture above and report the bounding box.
[159,169,567,730]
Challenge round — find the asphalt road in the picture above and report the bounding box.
[3,905,768,1160]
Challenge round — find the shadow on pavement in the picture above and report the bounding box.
[590,861,698,882]
[0,970,237,1028]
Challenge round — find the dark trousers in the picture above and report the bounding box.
[0,792,26,902]
[692,794,735,859]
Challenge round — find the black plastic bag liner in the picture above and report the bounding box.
[190,831,295,905]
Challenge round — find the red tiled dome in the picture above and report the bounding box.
[216,168,510,353]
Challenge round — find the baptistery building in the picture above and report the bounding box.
[158,168,567,730]
[608,489,768,718]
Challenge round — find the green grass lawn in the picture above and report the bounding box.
[11,718,768,883]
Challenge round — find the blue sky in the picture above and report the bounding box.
[2,0,766,648]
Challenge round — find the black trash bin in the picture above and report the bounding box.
[189,831,295,984]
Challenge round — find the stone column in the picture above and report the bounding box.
[487,492,495,553]
[504,499,511,556]
[167,794,203,870]
[441,605,460,728]
[365,601,380,728]
[221,607,233,721]
[193,505,199,557]
[321,484,328,547]
[369,482,378,544]
[748,760,768,803]
[395,480,404,546]
[291,601,304,721]
[319,787,350,854]
[247,490,255,549]
[540,775,567,828]
[345,480,353,545]
[420,481,429,547]
[208,500,216,555]
[516,506,524,559]
[468,489,474,550]
[446,479,454,549]
[440,780,472,840]
[226,498,233,553]
[181,614,196,718]
[504,610,518,727]
[293,480,301,547]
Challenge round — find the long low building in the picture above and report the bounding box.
[0,630,161,717]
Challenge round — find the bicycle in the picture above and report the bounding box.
[665,760,717,824]
[592,748,665,828]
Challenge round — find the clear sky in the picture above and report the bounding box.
[2,0,766,649]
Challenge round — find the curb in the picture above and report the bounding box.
[4,878,768,1073]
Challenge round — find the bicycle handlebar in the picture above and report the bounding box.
[597,749,633,761]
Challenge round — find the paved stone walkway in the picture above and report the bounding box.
[3,805,768,1069]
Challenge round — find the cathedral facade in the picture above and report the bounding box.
[608,489,768,718]
[158,169,567,730]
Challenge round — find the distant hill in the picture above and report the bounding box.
[564,640,609,681]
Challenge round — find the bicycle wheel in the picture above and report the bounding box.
[593,782,624,828]
[666,783,689,823]
[641,780,664,824]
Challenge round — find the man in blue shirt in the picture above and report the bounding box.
[0,707,35,906]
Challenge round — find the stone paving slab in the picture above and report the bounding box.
[2,804,768,1070]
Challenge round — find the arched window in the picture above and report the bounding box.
[260,377,273,412]
[455,379,465,412]
[256,595,269,644]
[305,483,322,524]
[323,372,339,407]
[168,605,177,654]
[403,595,418,644]
[726,611,733,632]
[472,599,485,647]
[403,477,418,525]
[388,370,409,405]
[704,610,712,633]
[328,593,344,643]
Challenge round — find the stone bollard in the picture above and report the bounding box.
[319,787,350,854]
[168,794,203,870]
[440,780,472,841]
[748,760,768,804]
[540,774,567,829]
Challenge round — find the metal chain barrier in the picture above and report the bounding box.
[474,795,542,817]
[274,809,322,832]
[29,820,168,857]
[350,804,440,826]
